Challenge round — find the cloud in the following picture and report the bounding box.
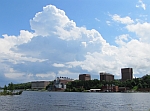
[81,42,87,48]
[35,72,56,80]
[1,4,150,85]
[115,34,130,46]
[95,18,100,22]
[112,14,134,25]
[106,21,111,26]
[3,67,34,83]
[71,39,150,77]
[0,30,45,64]
[53,63,65,67]
[0,5,107,84]
[0,30,33,53]
[126,22,150,43]
[30,5,81,41]
[136,0,146,10]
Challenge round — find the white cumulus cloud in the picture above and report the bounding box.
[53,63,65,67]
[112,14,134,25]
[1,4,150,84]
[126,22,150,43]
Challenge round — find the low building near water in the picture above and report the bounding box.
[101,85,118,92]
[31,81,50,90]
[118,87,126,92]
[90,89,101,92]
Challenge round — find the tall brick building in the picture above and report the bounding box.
[121,68,133,81]
[100,72,114,81]
[79,74,91,81]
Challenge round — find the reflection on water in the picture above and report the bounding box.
[0,91,150,111]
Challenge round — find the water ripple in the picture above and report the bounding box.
[0,91,150,111]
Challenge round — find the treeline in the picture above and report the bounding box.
[3,82,31,90]
[13,82,31,89]
[65,74,150,92]
[1,82,24,95]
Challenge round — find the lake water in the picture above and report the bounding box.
[0,91,150,111]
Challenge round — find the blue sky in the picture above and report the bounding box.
[0,0,150,86]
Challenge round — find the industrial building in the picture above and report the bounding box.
[31,81,50,89]
[100,72,114,81]
[121,68,133,81]
[53,77,73,91]
[79,74,91,81]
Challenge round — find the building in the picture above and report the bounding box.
[121,68,133,81]
[79,74,91,81]
[31,81,50,89]
[53,77,73,91]
[101,85,118,92]
[118,87,127,92]
[100,72,114,81]
[89,89,101,92]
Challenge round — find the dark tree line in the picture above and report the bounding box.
[65,74,150,92]
[3,82,31,90]
[1,82,24,95]
[13,82,31,90]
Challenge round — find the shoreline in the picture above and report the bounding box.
[0,90,23,96]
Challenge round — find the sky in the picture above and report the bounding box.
[0,0,150,86]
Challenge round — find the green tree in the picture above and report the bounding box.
[8,82,14,92]
[3,85,7,94]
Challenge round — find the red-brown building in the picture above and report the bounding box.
[101,85,118,92]
[118,87,127,92]
[100,72,114,82]
[121,68,133,81]
[79,74,91,81]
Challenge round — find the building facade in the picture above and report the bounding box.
[121,68,133,81]
[100,72,114,81]
[79,74,91,81]
[31,81,50,89]
[53,77,73,91]
[101,85,118,92]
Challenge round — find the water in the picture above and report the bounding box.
[0,91,150,111]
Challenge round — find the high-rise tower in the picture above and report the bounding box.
[121,68,133,81]
[100,72,114,81]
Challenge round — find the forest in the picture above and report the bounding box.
[2,82,31,90]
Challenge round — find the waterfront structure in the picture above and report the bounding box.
[89,89,101,92]
[79,74,91,81]
[53,77,73,91]
[118,87,127,92]
[101,85,118,92]
[100,72,114,81]
[121,68,133,81]
[31,81,50,89]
